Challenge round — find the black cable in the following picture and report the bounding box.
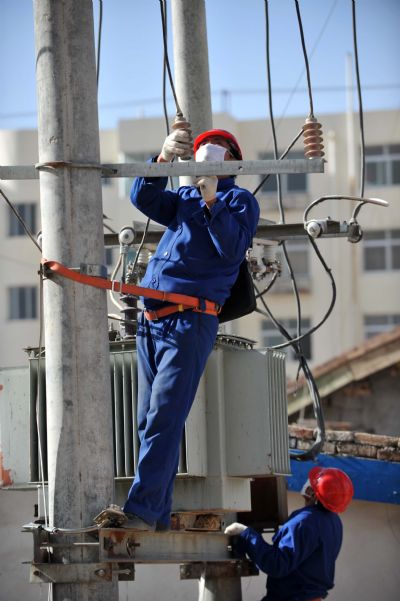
[96,0,103,88]
[294,0,314,117]
[161,0,170,135]
[255,271,279,298]
[159,0,183,116]
[351,0,366,205]
[263,1,324,459]
[0,188,42,252]
[258,238,337,349]
[255,289,325,461]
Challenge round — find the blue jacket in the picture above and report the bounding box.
[237,505,343,601]
[130,170,260,308]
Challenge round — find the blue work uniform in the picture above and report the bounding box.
[123,168,260,527]
[237,505,343,601]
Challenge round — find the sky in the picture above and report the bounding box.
[0,0,399,131]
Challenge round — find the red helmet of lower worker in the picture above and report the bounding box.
[193,129,243,160]
[309,467,354,513]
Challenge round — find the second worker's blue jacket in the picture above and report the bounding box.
[237,505,343,601]
[130,168,260,308]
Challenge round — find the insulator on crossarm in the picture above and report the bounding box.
[303,116,325,158]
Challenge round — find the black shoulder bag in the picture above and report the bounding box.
[218,259,256,324]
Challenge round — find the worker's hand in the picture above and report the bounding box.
[195,176,218,207]
[224,522,248,536]
[159,129,193,162]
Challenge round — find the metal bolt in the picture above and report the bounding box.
[94,568,106,578]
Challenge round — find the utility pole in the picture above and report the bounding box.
[170,3,242,600]
[171,0,213,186]
[33,1,118,600]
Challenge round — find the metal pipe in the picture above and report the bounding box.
[33,1,117,599]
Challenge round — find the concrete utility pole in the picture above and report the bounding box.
[171,3,242,600]
[33,1,118,600]
[171,0,213,186]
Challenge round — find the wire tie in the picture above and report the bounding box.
[35,161,115,176]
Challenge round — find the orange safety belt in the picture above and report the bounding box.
[41,259,220,318]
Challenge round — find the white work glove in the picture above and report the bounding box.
[224,522,248,536]
[159,128,192,161]
[195,175,218,205]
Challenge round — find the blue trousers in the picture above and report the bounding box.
[123,310,218,527]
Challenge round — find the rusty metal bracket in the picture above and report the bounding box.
[179,560,259,580]
[29,562,135,583]
[99,529,232,563]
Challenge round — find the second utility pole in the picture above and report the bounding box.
[33,1,118,599]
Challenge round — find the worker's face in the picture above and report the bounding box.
[301,479,317,506]
[198,137,235,161]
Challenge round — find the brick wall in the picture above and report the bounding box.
[288,425,400,462]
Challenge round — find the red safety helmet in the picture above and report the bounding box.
[309,467,354,513]
[193,129,243,160]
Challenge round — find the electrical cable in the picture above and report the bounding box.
[37,270,49,528]
[263,0,325,459]
[109,254,123,310]
[161,0,171,135]
[158,0,183,117]
[252,128,303,196]
[96,0,103,88]
[294,0,315,117]
[254,271,279,298]
[351,0,366,218]
[275,0,338,128]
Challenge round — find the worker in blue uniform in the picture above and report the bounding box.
[225,467,354,601]
[121,126,260,531]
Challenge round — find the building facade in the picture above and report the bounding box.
[1,109,399,375]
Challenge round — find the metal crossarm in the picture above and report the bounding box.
[0,158,324,180]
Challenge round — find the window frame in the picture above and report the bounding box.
[363,229,400,271]
[8,202,37,237]
[261,317,312,360]
[257,151,308,195]
[8,286,38,320]
[365,144,400,186]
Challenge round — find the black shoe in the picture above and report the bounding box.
[123,513,155,531]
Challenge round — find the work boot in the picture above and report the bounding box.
[93,504,126,528]
[123,512,155,531]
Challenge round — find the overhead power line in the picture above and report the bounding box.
[0,84,398,121]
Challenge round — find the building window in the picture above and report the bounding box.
[365,144,400,186]
[8,203,36,236]
[258,151,307,195]
[364,314,400,338]
[8,286,38,320]
[261,317,312,360]
[363,230,400,271]
[124,151,160,196]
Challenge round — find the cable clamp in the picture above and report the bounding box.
[35,161,116,177]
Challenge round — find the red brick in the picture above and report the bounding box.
[354,433,399,447]
[325,430,354,443]
[288,425,315,440]
[337,442,377,459]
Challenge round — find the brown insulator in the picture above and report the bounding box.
[303,116,325,158]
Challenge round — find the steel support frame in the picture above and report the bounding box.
[0,158,324,180]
